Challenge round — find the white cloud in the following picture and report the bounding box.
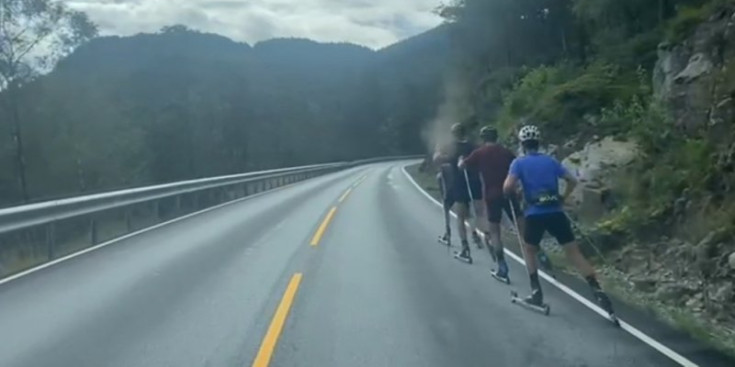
[62,0,444,49]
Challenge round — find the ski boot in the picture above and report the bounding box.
[527,289,544,304]
[454,243,473,264]
[511,288,550,315]
[472,231,483,249]
[592,288,620,326]
[490,259,510,284]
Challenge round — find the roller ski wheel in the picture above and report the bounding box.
[453,250,473,264]
[490,269,510,285]
[437,234,451,247]
[510,290,550,316]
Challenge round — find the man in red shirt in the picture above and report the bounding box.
[459,126,522,280]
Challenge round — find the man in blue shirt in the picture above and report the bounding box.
[503,125,615,316]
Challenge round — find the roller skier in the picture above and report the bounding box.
[433,123,484,263]
[503,125,618,323]
[436,160,454,246]
[458,126,519,282]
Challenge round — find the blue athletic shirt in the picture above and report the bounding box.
[509,152,570,216]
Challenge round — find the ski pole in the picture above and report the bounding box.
[564,212,607,263]
[508,197,533,279]
[462,168,480,240]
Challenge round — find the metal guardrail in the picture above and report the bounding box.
[0,155,422,277]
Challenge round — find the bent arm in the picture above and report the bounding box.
[503,174,519,196]
[458,150,478,170]
[433,144,449,165]
[561,171,577,199]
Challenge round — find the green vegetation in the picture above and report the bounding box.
[666,0,735,42]
[497,63,647,141]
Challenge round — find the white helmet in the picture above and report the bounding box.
[518,125,541,142]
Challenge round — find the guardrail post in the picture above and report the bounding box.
[46,222,56,260]
[90,219,98,245]
[154,201,162,220]
[125,210,132,232]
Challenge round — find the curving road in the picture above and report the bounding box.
[0,161,725,367]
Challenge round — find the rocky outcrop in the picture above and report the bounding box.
[653,6,735,135]
[561,136,638,223]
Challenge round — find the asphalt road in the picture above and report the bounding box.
[0,161,705,366]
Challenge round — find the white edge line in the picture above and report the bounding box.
[400,165,698,367]
[0,180,303,287]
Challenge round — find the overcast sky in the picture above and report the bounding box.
[62,0,444,49]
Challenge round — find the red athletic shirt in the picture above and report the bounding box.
[463,143,516,201]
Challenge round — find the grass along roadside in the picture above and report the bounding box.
[405,163,735,359]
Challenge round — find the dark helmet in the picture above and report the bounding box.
[450,123,467,139]
[479,126,498,142]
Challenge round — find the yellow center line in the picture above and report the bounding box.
[352,175,368,188]
[338,188,353,203]
[310,207,337,246]
[251,273,303,367]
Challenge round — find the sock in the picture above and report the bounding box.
[530,272,541,290]
[586,275,601,289]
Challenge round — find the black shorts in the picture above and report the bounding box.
[524,212,575,246]
[446,185,481,205]
[441,181,481,207]
[486,195,521,224]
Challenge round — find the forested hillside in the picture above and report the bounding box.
[0,25,450,206]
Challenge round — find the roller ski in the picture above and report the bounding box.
[490,260,510,284]
[453,244,473,264]
[593,288,620,327]
[510,289,550,316]
[437,233,451,247]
